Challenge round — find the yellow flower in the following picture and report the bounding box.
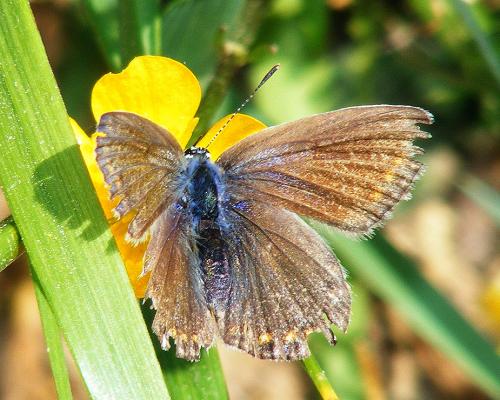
[72,56,266,298]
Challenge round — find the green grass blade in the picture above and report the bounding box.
[0,1,169,398]
[458,175,500,227]
[142,304,229,399]
[0,218,19,272]
[119,0,162,64]
[158,347,228,400]
[303,355,340,400]
[313,223,500,398]
[447,0,500,87]
[80,0,122,70]
[162,0,244,82]
[80,0,162,70]
[33,271,74,400]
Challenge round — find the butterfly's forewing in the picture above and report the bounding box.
[96,112,186,240]
[216,199,350,360]
[96,112,215,360]
[218,105,433,236]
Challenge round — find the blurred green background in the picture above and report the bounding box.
[0,0,499,399]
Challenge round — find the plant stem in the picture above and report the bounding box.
[303,355,340,400]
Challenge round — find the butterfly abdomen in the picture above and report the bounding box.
[185,151,231,313]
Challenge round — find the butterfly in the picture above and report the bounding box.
[95,104,433,361]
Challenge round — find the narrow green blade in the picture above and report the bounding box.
[80,0,122,70]
[0,2,169,398]
[80,0,162,70]
[119,0,162,64]
[33,270,74,400]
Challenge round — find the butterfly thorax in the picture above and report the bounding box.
[184,148,218,221]
[183,147,230,313]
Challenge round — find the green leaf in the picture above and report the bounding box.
[162,0,245,86]
[0,2,169,398]
[0,218,19,272]
[80,0,162,70]
[312,223,500,398]
[142,304,229,399]
[33,272,74,400]
[119,0,162,64]
[80,0,122,70]
[161,350,228,400]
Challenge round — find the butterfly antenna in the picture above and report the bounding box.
[204,64,280,149]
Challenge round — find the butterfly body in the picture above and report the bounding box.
[182,147,231,314]
[95,105,433,361]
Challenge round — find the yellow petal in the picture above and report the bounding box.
[197,113,267,160]
[91,56,201,148]
[481,274,500,342]
[71,118,149,297]
[108,213,150,298]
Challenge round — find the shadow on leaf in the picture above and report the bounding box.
[32,144,108,242]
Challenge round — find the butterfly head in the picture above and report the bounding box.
[185,146,211,160]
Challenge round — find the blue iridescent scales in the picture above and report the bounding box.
[95,105,432,361]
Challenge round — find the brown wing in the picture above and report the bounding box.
[217,105,433,236]
[142,206,216,361]
[216,199,350,360]
[95,111,186,240]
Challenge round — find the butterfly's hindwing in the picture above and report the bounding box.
[212,199,350,360]
[143,206,216,361]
